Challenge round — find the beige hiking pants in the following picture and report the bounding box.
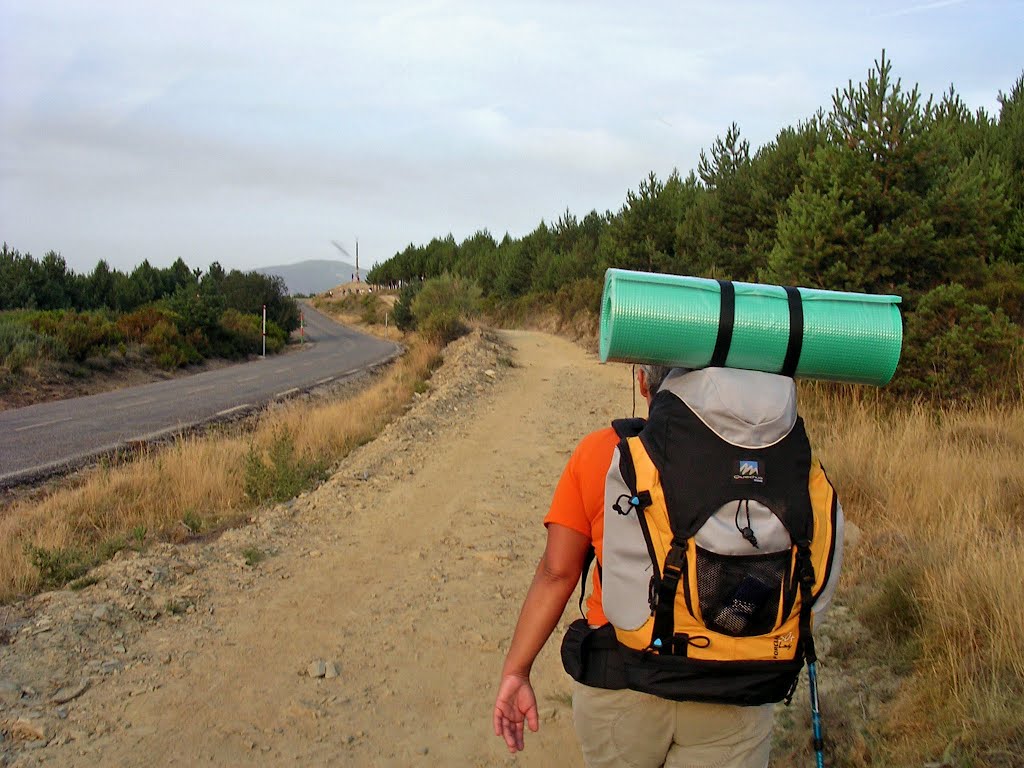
[572,682,773,768]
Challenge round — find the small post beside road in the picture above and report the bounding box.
[300,311,305,344]
[262,304,267,358]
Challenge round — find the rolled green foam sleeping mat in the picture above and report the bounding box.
[599,268,903,386]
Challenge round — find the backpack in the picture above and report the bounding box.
[562,377,840,706]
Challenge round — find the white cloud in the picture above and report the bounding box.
[876,0,970,18]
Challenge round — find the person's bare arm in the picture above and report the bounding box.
[493,523,590,753]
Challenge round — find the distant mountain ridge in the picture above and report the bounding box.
[253,259,369,295]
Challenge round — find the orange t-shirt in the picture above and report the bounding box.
[543,426,621,626]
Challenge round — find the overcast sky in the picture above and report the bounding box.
[1,1,1021,275]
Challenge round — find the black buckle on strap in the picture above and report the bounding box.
[650,539,688,653]
[796,545,816,586]
[663,542,686,574]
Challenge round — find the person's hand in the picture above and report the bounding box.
[493,673,539,753]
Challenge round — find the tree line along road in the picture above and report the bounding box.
[0,304,400,487]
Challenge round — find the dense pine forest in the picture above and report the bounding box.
[370,56,1023,403]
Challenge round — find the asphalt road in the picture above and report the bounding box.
[0,305,401,487]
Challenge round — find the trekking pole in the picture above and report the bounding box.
[807,661,825,768]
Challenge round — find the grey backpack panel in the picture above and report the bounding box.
[601,448,655,631]
[695,500,792,555]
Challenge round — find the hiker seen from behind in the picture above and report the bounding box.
[493,363,844,767]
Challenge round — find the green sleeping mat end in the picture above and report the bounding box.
[599,268,903,387]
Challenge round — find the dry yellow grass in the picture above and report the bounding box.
[311,294,404,343]
[799,385,1024,764]
[0,338,440,602]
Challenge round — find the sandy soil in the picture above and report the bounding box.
[0,329,637,767]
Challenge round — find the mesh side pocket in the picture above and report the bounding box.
[696,547,789,637]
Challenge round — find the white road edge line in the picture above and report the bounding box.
[14,416,73,432]
[315,376,335,385]
[215,404,252,417]
[237,375,259,383]
[275,388,299,398]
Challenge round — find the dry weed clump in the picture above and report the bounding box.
[0,338,440,602]
[798,386,1024,765]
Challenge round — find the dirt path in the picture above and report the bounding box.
[0,330,636,767]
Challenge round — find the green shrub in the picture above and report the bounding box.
[896,283,1023,403]
[143,319,198,369]
[24,545,90,589]
[553,278,603,325]
[243,430,329,503]
[99,536,127,560]
[218,308,263,356]
[482,291,548,328]
[181,510,204,534]
[0,314,67,372]
[116,306,177,343]
[265,320,286,353]
[392,284,419,331]
[242,547,267,567]
[212,309,285,356]
[359,293,386,325]
[27,309,122,362]
[410,275,480,344]
[417,308,466,344]
[968,260,1024,325]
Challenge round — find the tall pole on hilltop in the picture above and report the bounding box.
[330,238,360,284]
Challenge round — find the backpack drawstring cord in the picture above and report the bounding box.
[734,500,760,549]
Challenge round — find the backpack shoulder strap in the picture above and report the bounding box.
[577,420,647,616]
[611,417,647,439]
[611,417,646,495]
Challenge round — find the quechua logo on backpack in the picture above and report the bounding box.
[733,459,765,483]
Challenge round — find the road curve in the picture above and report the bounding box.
[0,305,401,487]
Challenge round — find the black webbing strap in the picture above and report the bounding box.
[578,546,595,615]
[710,280,735,368]
[796,545,817,665]
[650,540,687,652]
[781,286,804,378]
[785,544,818,706]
